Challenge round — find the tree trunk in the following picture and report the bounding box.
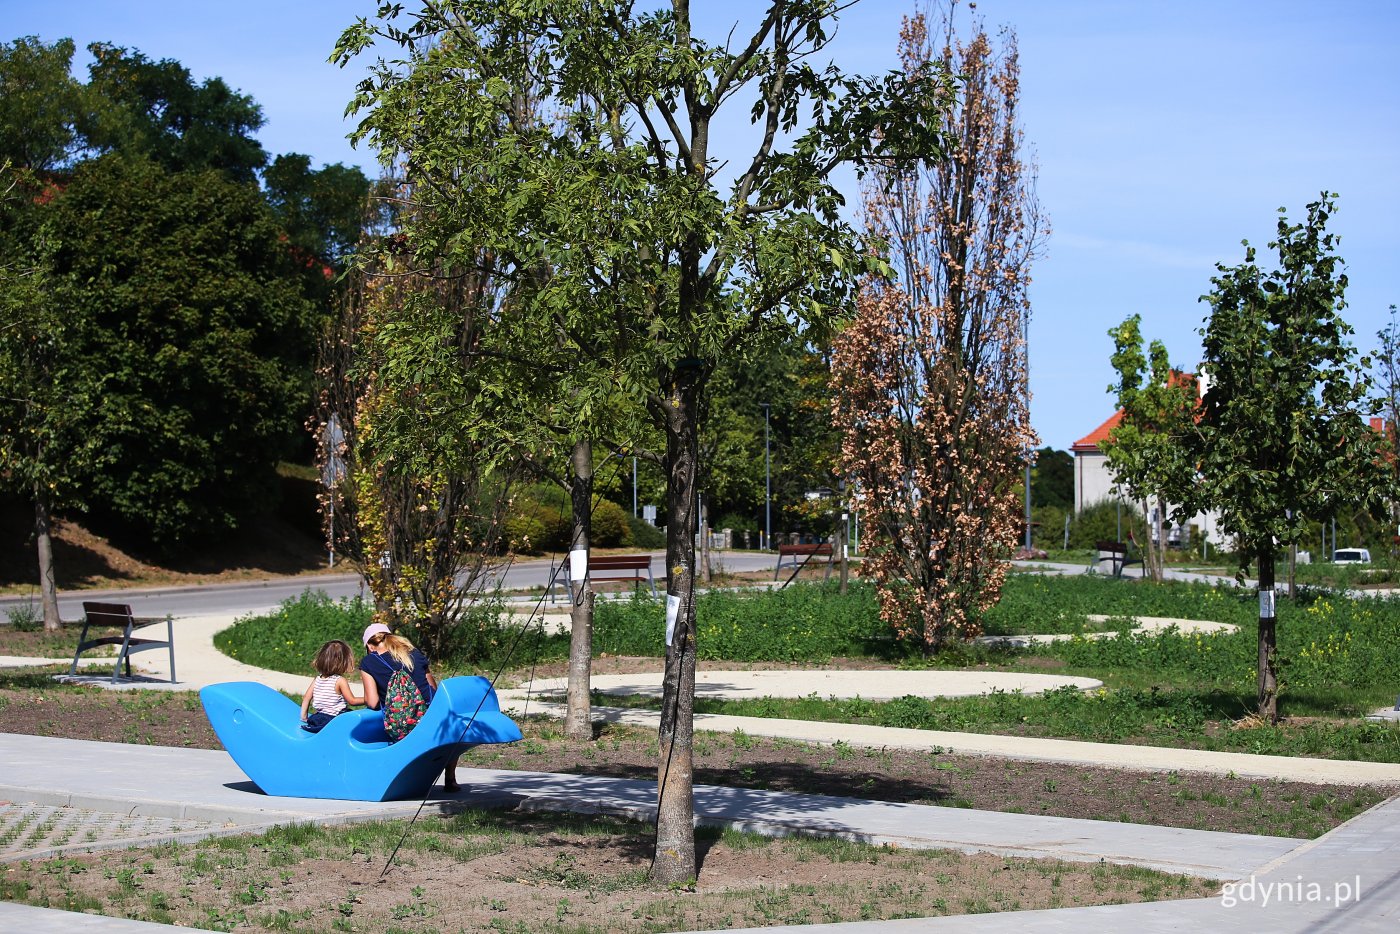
[1138,499,1158,582]
[839,506,850,595]
[1153,500,1167,582]
[35,488,61,632]
[1256,546,1279,723]
[564,439,594,741]
[651,371,700,885]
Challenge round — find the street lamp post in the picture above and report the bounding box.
[760,402,771,551]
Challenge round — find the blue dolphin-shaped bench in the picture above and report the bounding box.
[200,675,522,801]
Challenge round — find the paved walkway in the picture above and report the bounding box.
[5,607,1400,931]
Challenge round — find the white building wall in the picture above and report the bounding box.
[1073,448,1227,548]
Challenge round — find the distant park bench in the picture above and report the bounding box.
[553,553,658,601]
[68,601,176,683]
[1088,541,1143,579]
[774,542,834,585]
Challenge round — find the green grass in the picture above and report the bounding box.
[213,589,570,675]
[216,574,1400,761]
[593,687,1400,762]
[594,582,890,661]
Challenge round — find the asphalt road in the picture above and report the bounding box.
[0,549,789,621]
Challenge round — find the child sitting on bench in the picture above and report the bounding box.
[299,640,363,732]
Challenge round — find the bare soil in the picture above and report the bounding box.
[0,655,1386,931]
[0,806,1217,933]
[0,483,333,595]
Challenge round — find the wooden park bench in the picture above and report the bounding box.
[774,542,834,585]
[68,601,176,683]
[1088,541,1143,579]
[552,553,659,601]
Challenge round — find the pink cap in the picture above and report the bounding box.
[362,623,392,647]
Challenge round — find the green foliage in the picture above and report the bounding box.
[0,165,101,518]
[692,687,1400,762]
[626,514,665,549]
[1063,500,1146,550]
[1030,447,1074,510]
[42,154,319,548]
[4,603,42,630]
[504,485,633,553]
[262,153,372,268]
[1191,195,1395,563]
[590,498,631,548]
[594,583,889,663]
[214,590,373,676]
[0,37,88,172]
[83,43,267,183]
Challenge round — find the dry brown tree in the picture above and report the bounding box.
[832,3,1046,652]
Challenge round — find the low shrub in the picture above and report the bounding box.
[214,590,373,676]
[505,484,634,552]
[626,514,665,548]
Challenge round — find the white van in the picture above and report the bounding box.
[1332,548,1371,565]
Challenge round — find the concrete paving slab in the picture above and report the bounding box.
[0,902,224,933]
[0,732,1299,881]
[689,795,1400,933]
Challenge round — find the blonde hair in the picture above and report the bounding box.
[377,632,416,671]
[313,639,354,677]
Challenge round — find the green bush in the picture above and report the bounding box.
[505,484,635,552]
[626,514,665,548]
[1065,499,1144,549]
[591,498,632,547]
[214,590,373,676]
[503,511,549,556]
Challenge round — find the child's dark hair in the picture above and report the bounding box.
[313,640,354,677]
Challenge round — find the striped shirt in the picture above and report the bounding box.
[312,675,347,716]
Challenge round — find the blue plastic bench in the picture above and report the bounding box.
[200,675,521,801]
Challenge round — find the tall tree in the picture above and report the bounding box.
[42,154,317,548]
[84,43,267,182]
[1101,314,1199,582]
[317,260,519,664]
[336,0,950,881]
[1374,305,1400,535]
[1187,195,1393,722]
[0,37,89,172]
[831,5,1042,652]
[0,164,101,629]
[263,153,373,269]
[1030,446,1073,510]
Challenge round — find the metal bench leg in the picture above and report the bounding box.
[69,621,91,676]
[114,625,134,682]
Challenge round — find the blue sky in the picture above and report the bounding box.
[7,0,1398,450]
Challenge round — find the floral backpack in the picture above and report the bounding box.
[382,666,427,742]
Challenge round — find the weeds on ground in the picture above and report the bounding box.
[1,810,1217,932]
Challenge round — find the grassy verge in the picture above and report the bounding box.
[589,688,1400,762]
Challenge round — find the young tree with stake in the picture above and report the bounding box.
[1187,195,1393,722]
[335,0,952,881]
